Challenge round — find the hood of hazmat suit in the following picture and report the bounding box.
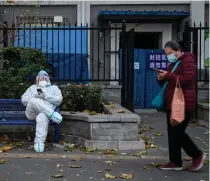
[36,70,51,88]
[21,70,63,153]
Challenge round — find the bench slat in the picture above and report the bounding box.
[0,99,22,103]
[0,119,56,125]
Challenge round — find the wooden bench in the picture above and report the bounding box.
[0,99,60,143]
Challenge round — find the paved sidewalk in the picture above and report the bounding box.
[0,111,209,181]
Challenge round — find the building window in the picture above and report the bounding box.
[16,16,68,26]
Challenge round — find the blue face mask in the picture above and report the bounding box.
[167,53,177,63]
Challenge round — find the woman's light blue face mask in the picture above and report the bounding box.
[167,53,177,63]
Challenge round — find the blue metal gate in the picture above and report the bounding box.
[134,49,167,109]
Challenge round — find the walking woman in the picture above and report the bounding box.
[157,40,206,171]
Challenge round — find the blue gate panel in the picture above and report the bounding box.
[14,26,89,81]
[133,49,167,109]
[120,49,165,109]
[46,53,89,82]
[134,49,146,109]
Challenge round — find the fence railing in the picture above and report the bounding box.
[183,22,209,83]
[183,22,209,120]
[0,21,124,83]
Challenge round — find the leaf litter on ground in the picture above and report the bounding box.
[70,165,81,168]
[104,149,117,155]
[52,174,63,178]
[56,164,64,168]
[2,145,12,152]
[133,150,147,157]
[104,173,117,179]
[85,146,96,153]
[155,132,162,136]
[105,168,112,171]
[105,160,113,164]
[119,173,133,179]
[71,157,83,161]
[140,134,159,149]
[0,160,6,164]
[148,163,160,168]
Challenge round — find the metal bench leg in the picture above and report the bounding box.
[54,124,60,143]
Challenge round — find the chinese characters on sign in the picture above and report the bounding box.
[148,53,169,70]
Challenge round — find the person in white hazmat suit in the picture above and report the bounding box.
[21,70,63,153]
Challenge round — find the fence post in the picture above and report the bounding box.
[11,22,15,47]
[121,21,126,107]
[183,22,190,52]
[3,21,8,48]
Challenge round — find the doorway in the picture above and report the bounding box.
[119,31,165,109]
[120,32,162,49]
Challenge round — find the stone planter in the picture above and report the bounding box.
[196,103,209,128]
[61,104,145,150]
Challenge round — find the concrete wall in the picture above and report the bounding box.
[1,5,77,26]
[205,4,209,25]
[102,85,122,104]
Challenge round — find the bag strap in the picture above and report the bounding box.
[176,77,181,88]
[162,60,181,90]
[171,60,181,73]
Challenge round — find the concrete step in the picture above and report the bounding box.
[196,103,209,128]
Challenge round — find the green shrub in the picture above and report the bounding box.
[61,84,102,112]
[0,47,50,98]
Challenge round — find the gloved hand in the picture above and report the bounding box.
[34,93,45,99]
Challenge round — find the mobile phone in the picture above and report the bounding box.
[151,67,163,73]
[37,89,43,94]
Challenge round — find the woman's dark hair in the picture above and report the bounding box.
[164,40,181,51]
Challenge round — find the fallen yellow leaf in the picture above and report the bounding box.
[0,160,6,164]
[145,145,157,149]
[148,163,160,167]
[86,146,95,153]
[183,165,190,170]
[52,174,63,178]
[183,158,192,162]
[109,104,116,109]
[191,123,200,126]
[2,146,12,152]
[140,135,150,141]
[105,161,113,164]
[15,142,23,147]
[104,173,117,179]
[56,164,64,168]
[106,154,115,157]
[70,165,81,168]
[133,151,147,157]
[71,157,82,161]
[155,132,162,136]
[88,111,97,115]
[117,109,126,113]
[7,0,14,4]
[143,166,151,170]
[120,173,133,179]
[104,149,117,155]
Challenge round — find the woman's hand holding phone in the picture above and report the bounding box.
[151,67,164,73]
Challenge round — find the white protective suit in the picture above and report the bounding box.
[21,70,63,153]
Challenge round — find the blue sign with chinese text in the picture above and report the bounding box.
[147,52,169,70]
